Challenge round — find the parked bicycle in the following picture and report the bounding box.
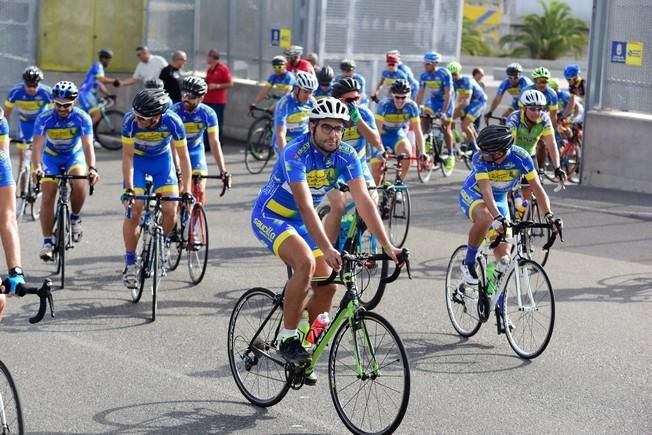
[11,139,41,224]
[94,95,125,151]
[228,250,411,435]
[244,104,274,174]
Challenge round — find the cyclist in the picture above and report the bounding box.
[335,59,368,106]
[250,97,402,369]
[549,78,584,125]
[254,56,296,104]
[31,81,100,261]
[448,61,487,156]
[120,88,193,288]
[416,51,455,170]
[170,76,231,205]
[372,79,426,183]
[0,107,25,321]
[313,66,334,100]
[78,49,120,126]
[387,50,419,99]
[272,71,318,152]
[323,78,384,244]
[520,67,559,130]
[485,63,533,119]
[562,64,585,122]
[370,53,410,102]
[3,66,53,193]
[458,125,562,286]
[284,45,314,75]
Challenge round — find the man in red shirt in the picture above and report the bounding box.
[284,46,314,75]
[204,49,233,145]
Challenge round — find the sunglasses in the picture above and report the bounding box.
[508,75,519,80]
[273,65,285,70]
[320,124,344,134]
[135,113,154,121]
[387,63,397,67]
[392,95,408,100]
[25,82,39,88]
[536,80,549,85]
[54,101,74,108]
[182,92,200,100]
[425,62,436,66]
[344,96,360,103]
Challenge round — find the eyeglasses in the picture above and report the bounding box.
[392,95,408,100]
[320,124,344,135]
[424,62,436,66]
[526,106,544,112]
[54,101,74,108]
[344,96,360,103]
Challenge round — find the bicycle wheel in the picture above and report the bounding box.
[188,204,209,285]
[167,217,184,272]
[523,198,550,267]
[417,135,434,183]
[329,311,410,435]
[27,176,41,221]
[502,259,555,359]
[565,141,582,184]
[244,118,273,174]
[436,138,455,178]
[388,188,410,248]
[458,141,474,171]
[151,234,160,322]
[56,206,69,289]
[445,245,482,337]
[227,287,290,407]
[133,234,152,304]
[348,228,388,311]
[15,165,29,224]
[0,360,24,435]
[95,109,125,150]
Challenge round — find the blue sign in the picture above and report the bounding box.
[271,29,280,46]
[611,41,626,63]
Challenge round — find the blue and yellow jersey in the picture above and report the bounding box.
[4,83,53,122]
[374,97,419,135]
[273,92,316,143]
[505,110,554,156]
[121,110,186,157]
[520,84,558,112]
[254,133,363,218]
[380,69,409,88]
[80,62,105,95]
[453,75,487,104]
[419,67,454,101]
[556,89,571,112]
[34,107,93,154]
[313,85,332,100]
[342,106,376,159]
[170,102,218,151]
[568,78,585,98]
[0,116,9,140]
[264,71,296,93]
[462,145,537,197]
[397,63,420,93]
[496,76,533,109]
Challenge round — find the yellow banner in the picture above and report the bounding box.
[280,29,292,48]
[625,41,644,66]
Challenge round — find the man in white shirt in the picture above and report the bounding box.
[117,46,168,87]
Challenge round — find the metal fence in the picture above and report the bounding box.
[0,0,38,93]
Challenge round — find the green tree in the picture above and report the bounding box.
[500,0,588,59]
[462,17,492,56]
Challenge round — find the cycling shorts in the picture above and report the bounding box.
[41,146,86,183]
[422,99,453,121]
[132,151,178,195]
[251,208,322,258]
[78,91,100,114]
[189,146,208,175]
[0,150,15,188]
[462,101,487,122]
[380,132,410,155]
[17,120,36,148]
[459,185,508,222]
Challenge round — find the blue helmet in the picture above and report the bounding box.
[564,64,581,79]
[52,81,79,99]
[424,51,441,63]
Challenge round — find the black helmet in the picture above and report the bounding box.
[22,66,43,84]
[272,55,287,66]
[506,63,522,77]
[182,76,208,97]
[317,66,334,86]
[390,79,411,95]
[476,125,514,153]
[144,78,164,89]
[98,49,113,59]
[331,77,361,98]
[340,59,356,71]
[132,88,170,117]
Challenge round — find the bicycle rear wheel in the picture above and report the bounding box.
[227,287,290,407]
[565,141,582,183]
[329,311,410,435]
[387,188,410,248]
[95,109,125,150]
[188,204,209,284]
[523,198,550,267]
[27,176,41,221]
[0,360,24,435]
[167,216,184,272]
[244,118,273,174]
[445,245,482,337]
[503,259,555,359]
[133,234,151,303]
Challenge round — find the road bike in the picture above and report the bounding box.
[228,250,411,435]
[12,140,41,224]
[378,153,411,248]
[420,114,472,183]
[244,105,274,174]
[94,95,125,151]
[543,119,582,184]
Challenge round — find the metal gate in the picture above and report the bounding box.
[0,0,38,93]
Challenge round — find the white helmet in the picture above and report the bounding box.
[295,71,318,91]
[310,97,349,121]
[520,89,547,107]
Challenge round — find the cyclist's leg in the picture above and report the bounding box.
[123,163,146,264]
[66,152,88,216]
[368,145,385,185]
[189,146,208,205]
[459,186,491,281]
[40,151,64,240]
[79,91,101,126]
[17,121,34,187]
[394,136,411,179]
[0,149,20,267]
[149,152,180,236]
[323,189,346,244]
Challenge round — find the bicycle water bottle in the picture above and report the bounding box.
[486,262,497,295]
[494,255,510,286]
[425,134,433,154]
[338,214,354,251]
[514,193,528,220]
[307,312,330,345]
[298,310,311,348]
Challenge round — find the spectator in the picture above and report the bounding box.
[159,51,187,102]
[203,49,233,145]
[118,46,168,87]
[306,52,320,73]
[284,46,314,75]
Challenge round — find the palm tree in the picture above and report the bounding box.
[462,17,492,56]
[500,0,589,60]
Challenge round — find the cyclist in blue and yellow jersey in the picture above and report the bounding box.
[272,71,318,152]
[562,64,585,122]
[335,59,368,106]
[251,97,402,370]
[4,66,53,188]
[373,79,426,183]
[416,51,456,170]
[313,66,334,100]
[120,88,193,289]
[458,125,562,288]
[386,50,420,99]
[448,62,487,154]
[31,81,100,262]
[170,76,231,205]
[485,63,533,119]
[520,67,559,130]
[322,78,384,244]
[78,49,120,126]
[370,53,410,102]
[549,78,584,125]
[254,56,296,104]
[0,107,26,321]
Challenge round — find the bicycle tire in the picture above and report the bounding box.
[57,205,69,289]
[0,360,24,435]
[244,118,274,174]
[349,229,389,311]
[133,234,151,304]
[524,197,550,267]
[445,245,482,337]
[167,218,184,272]
[417,135,434,183]
[188,204,209,285]
[15,164,29,224]
[329,310,410,435]
[565,141,582,184]
[502,259,555,359]
[28,175,41,221]
[151,233,160,322]
[95,109,125,150]
[227,287,290,407]
[388,188,410,248]
[436,137,455,178]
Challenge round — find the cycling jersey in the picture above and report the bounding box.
[375,97,419,135]
[78,91,100,114]
[556,89,571,112]
[4,83,53,123]
[313,85,332,100]
[170,102,218,175]
[496,76,533,110]
[264,71,296,93]
[397,63,419,98]
[568,78,585,98]
[453,75,487,105]
[34,107,93,155]
[272,92,316,150]
[505,110,554,156]
[420,67,454,101]
[0,118,12,188]
[342,106,375,181]
[556,90,584,124]
[121,110,186,157]
[80,62,105,95]
[380,69,409,89]
[520,84,558,112]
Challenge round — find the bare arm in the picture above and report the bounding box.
[31,134,45,173]
[122,142,135,190]
[529,176,552,215]
[119,77,138,87]
[3,104,12,120]
[416,86,425,106]
[80,134,99,185]
[442,86,452,115]
[411,119,425,155]
[543,133,560,169]
[255,87,270,104]
[174,140,192,193]
[488,93,502,113]
[563,94,576,119]
[207,129,227,174]
[478,178,502,218]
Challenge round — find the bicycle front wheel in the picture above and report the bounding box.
[227,287,290,407]
[502,259,555,359]
[133,233,151,304]
[28,176,41,221]
[329,311,410,435]
[387,188,410,248]
[244,119,273,174]
[95,109,125,150]
[0,360,24,435]
[445,245,482,337]
[56,205,70,289]
[188,204,209,285]
[565,141,582,184]
[151,234,160,322]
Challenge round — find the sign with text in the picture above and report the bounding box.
[625,41,643,66]
[271,28,291,48]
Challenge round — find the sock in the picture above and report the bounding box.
[125,251,137,266]
[71,214,81,222]
[43,237,53,246]
[464,245,479,266]
[448,148,454,156]
[280,328,298,341]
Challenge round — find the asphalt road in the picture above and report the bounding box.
[1,142,651,434]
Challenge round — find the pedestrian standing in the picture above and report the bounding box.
[159,51,187,103]
[204,49,233,146]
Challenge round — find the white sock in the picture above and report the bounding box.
[281,328,297,341]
